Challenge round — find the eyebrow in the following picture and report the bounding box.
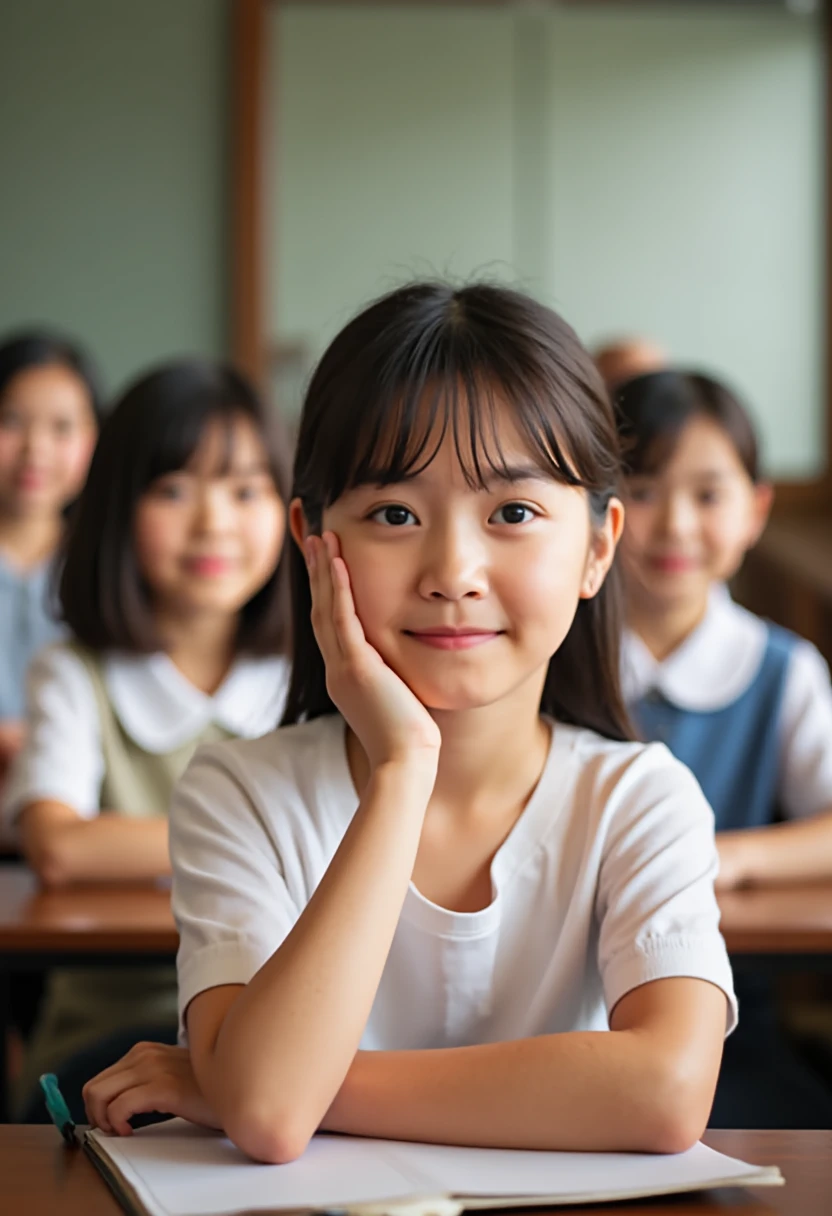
[481,464,560,487]
[630,468,732,482]
[175,461,271,477]
[360,463,559,489]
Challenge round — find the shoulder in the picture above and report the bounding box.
[782,630,828,679]
[566,725,699,790]
[27,640,99,700]
[780,633,832,716]
[174,714,350,831]
[556,725,709,833]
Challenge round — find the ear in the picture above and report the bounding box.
[288,498,309,553]
[580,497,625,600]
[748,481,774,547]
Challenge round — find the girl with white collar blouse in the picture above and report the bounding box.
[3,359,291,1119]
[615,369,832,1128]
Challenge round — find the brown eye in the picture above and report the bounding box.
[491,503,535,525]
[370,505,416,526]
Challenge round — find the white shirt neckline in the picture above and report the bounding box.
[622,585,768,712]
[321,714,577,933]
[104,651,289,753]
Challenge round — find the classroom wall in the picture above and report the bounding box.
[271,4,824,478]
[546,9,824,480]
[0,0,228,396]
[271,6,517,376]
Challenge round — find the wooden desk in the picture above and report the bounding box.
[0,1126,828,1216]
[0,870,176,1122]
[4,868,832,963]
[719,882,832,960]
[0,869,176,956]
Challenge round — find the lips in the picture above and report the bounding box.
[649,555,698,574]
[185,556,235,576]
[16,469,49,491]
[404,628,503,651]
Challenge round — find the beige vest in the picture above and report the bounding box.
[17,645,234,1109]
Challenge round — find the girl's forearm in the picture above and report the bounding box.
[200,759,435,1160]
[323,1032,709,1155]
[718,809,832,886]
[23,806,170,885]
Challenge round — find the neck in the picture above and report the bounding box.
[347,673,550,822]
[155,608,239,694]
[0,509,62,571]
[429,695,551,819]
[627,589,710,662]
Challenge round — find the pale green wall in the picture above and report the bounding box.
[270,4,823,477]
[271,6,516,370]
[546,10,824,479]
[0,0,228,396]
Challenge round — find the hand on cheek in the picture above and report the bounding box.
[305,532,441,772]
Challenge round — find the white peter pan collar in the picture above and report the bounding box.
[103,652,289,753]
[621,584,768,712]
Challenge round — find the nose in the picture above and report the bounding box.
[21,422,50,462]
[194,483,236,534]
[416,519,488,601]
[660,492,698,540]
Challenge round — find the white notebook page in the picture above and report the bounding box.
[86,1119,782,1216]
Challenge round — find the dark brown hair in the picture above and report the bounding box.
[0,329,104,423]
[60,359,290,655]
[284,281,633,742]
[615,370,761,482]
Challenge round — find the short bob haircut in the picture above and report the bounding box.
[284,280,633,742]
[0,328,105,423]
[615,370,761,483]
[60,358,291,656]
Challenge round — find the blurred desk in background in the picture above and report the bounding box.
[719,882,832,963]
[0,870,176,1122]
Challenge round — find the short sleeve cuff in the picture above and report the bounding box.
[603,934,738,1036]
[177,936,277,1042]
[2,784,99,833]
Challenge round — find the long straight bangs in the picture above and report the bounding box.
[60,359,291,655]
[284,282,634,742]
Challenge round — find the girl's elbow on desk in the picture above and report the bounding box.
[223,1099,317,1165]
[619,1035,717,1155]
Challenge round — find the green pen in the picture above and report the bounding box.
[39,1073,78,1146]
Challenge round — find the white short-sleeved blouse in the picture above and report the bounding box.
[171,715,737,1047]
[2,643,291,829]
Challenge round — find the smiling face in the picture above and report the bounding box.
[619,414,771,617]
[0,363,98,518]
[296,401,622,715]
[133,414,286,625]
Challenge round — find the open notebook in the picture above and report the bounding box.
[85,1119,783,1216]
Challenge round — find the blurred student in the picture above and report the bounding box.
[0,332,101,782]
[616,369,832,1127]
[594,337,666,392]
[3,359,291,1120]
